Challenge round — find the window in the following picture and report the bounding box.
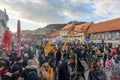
[64,31,65,34]
[97,33,101,40]
[105,32,108,40]
[115,32,119,39]
[91,34,93,40]
[102,33,105,39]
[94,34,97,40]
[112,32,115,40]
[108,32,112,39]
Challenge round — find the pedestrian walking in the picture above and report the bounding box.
[88,61,107,80]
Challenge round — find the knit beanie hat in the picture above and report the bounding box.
[16,57,23,61]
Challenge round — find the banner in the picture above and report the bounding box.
[63,42,67,51]
[44,42,52,56]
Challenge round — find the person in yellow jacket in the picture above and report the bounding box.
[42,62,54,80]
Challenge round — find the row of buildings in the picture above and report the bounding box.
[0,9,9,44]
[49,18,120,48]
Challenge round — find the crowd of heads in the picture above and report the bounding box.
[0,41,120,80]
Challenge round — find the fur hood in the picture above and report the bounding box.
[26,65,37,69]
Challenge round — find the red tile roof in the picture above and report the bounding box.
[51,30,60,36]
[86,18,120,34]
[52,30,60,35]
[68,22,93,36]
[54,30,60,34]
[61,23,74,31]
[74,22,93,33]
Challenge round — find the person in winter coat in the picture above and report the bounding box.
[23,59,38,80]
[111,55,120,80]
[56,50,61,66]
[58,59,70,80]
[22,54,29,67]
[99,57,104,71]
[105,58,111,71]
[0,52,12,72]
[25,47,33,59]
[48,50,55,68]
[76,59,85,80]
[110,48,116,57]
[12,56,24,80]
[0,59,12,80]
[103,50,109,67]
[38,52,46,67]
[116,47,120,55]
[27,71,41,80]
[88,62,107,80]
[9,50,17,66]
[58,54,75,80]
[33,46,37,56]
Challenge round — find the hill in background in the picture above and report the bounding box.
[34,23,67,34]
[21,21,86,35]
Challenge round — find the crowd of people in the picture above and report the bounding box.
[0,41,120,80]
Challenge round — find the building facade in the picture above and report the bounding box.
[86,18,120,48]
[68,22,93,43]
[60,23,75,42]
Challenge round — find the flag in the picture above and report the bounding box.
[44,42,52,56]
[17,20,21,56]
[63,42,67,51]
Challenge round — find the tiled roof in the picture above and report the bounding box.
[68,22,93,36]
[86,18,120,34]
[61,23,74,30]
[54,30,60,34]
[74,22,93,33]
[50,30,60,36]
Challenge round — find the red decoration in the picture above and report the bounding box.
[17,20,21,56]
[2,27,12,51]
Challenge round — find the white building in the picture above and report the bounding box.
[60,23,75,42]
[86,18,120,48]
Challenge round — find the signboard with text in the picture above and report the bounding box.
[86,35,90,42]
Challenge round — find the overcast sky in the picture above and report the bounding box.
[0,0,120,32]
